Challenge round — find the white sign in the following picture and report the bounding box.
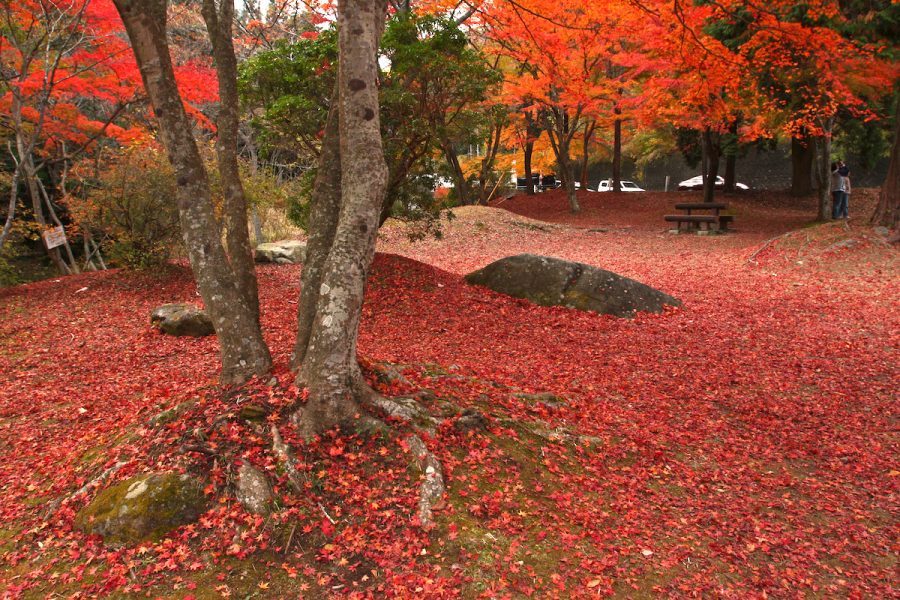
[42,226,67,250]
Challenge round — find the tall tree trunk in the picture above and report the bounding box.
[557,148,579,212]
[581,119,595,191]
[477,121,503,204]
[871,106,899,229]
[291,82,343,370]
[702,128,719,204]
[723,119,737,192]
[790,134,814,197]
[201,0,260,319]
[612,115,622,192]
[723,153,736,192]
[813,118,835,221]
[114,0,271,384]
[523,139,535,195]
[21,157,70,274]
[544,109,580,213]
[442,143,471,205]
[294,0,389,436]
[0,163,19,250]
[523,112,541,195]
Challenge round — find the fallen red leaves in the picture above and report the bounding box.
[0,191,897,597]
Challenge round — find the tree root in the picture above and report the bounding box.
[747,230,792,263]
[271,424,305,494]
[43,460,128,521]
[357,387,446,528]
[405,433,445,528]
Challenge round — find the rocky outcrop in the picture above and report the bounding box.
[150,304,214,337]
[75,473,207,545]
[255,240,306,264]
[465,254,680,317]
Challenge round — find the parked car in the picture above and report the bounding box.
[677,175,749,191]
[515,173,561,191]
[541,174,560,189]
[595,179,645,192]
[516,174,541,190]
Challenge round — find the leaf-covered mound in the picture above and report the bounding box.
[1,193,897,597]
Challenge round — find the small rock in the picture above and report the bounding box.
[255,240,306,264]
[454,409,488,432]
[238,404,267,422]
[151,304,214,337]
[75,473,207,545]
[872,225,890,237]
[235,464,274,515]
[515,392,567,410]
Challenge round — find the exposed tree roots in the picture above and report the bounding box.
[275,381,449,529]
[43,460,129,521]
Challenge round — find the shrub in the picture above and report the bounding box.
[74,144,180,269]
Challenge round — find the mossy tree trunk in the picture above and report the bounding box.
[114,0,272,384]
[201,0,261,319]
[292,0,389,436]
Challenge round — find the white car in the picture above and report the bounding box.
[595,179,645,192]
[677,175,749,191]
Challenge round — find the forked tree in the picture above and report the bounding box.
[115,0,403,438]
[113,0,271,384]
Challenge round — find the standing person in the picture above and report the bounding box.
[837,162,851,219]
[831,161,846,219]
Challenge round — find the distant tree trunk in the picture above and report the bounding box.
[723,153,736,192]
[871,106,899,229]
[723,119,737,192]
[544,106,580,213]
[114,0,272,384]
[791,134,814,197]
[294,0,389,436]
[442,143,471,205]
[201,0,260,319]
[612,114,622,192]
[555,146,578,212]
[813,118,835,221]
[0,163,19,250]
[476,118,504,204]
[702,128,720,204]
[580,119,595,191]
[523,139,535,194]
[523,112,541,195]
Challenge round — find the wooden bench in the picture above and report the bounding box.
[666,202,733,233]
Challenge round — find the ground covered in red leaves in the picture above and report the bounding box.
[1,190,897,598]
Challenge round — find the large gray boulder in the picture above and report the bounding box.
[255,240,306,264]
[75,473,207,545]
[151,304,214,337]
[465,254,680,317]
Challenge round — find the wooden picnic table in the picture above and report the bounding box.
[665,203,733,233]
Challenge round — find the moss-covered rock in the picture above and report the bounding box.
[150,304,214,337]
[465,254,681,317]
[255,240,306,264]
[75,473,207,545]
